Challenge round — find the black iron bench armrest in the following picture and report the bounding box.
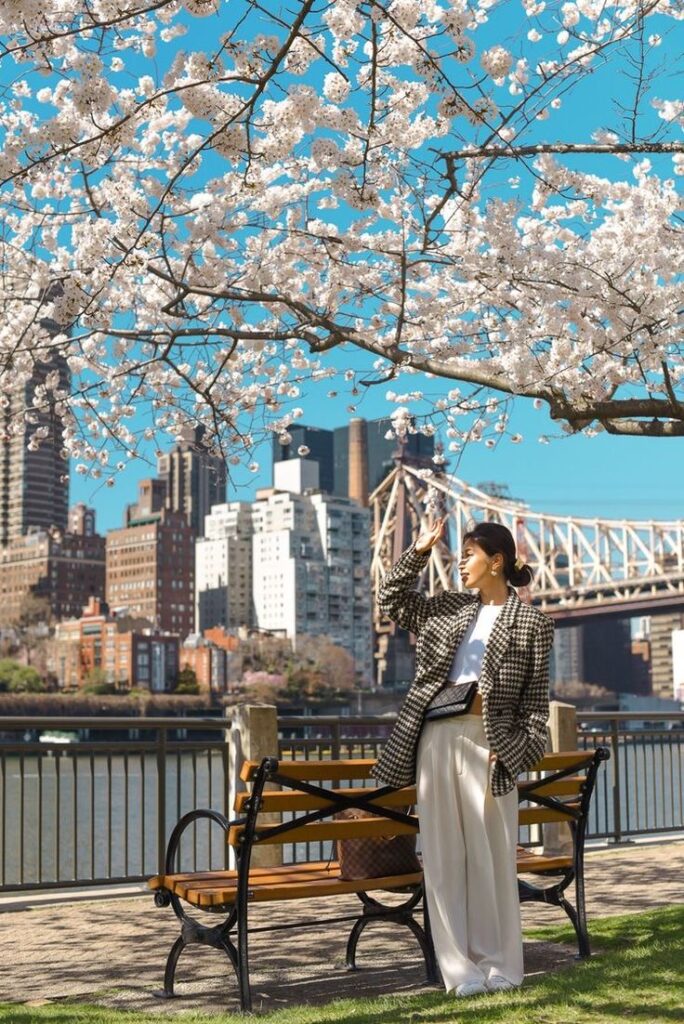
[164,808,245,875]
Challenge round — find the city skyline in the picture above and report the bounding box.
[71,397,684,535]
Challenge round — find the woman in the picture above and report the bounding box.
[374,519,555,998]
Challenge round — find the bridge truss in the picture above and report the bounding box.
[370,461,684,686]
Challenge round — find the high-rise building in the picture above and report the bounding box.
[552,616,646,696]
[125,478,167,525]
[272,425,335,494]
[550,624,584,686]
[650,612,684,700]
[195,503,254,633]
[270,418,434,689]
[0,357,70,545]
[106,480,195,637]
[68,503,97,537]
[0,519,106,624]
[252,460,373,682]
[334,417,435,498]
[157,425,227,535]
[272,417,435,502]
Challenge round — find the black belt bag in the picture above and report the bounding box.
[424,681,478,722]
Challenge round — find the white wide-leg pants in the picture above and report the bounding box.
[416,714,523,992]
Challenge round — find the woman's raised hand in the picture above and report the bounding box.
[414,516,447,554]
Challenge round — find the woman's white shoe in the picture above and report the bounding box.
[455,981,488,997]
[485,975,518,992]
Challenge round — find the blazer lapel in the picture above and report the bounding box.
[478,586,520,694]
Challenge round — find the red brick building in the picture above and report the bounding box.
[53,597,179,691]
[0,523,105,624]
[106,479,195,638]
[180,627,239,692]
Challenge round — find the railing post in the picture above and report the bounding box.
[610,717,623,843]
[543,701,577,857]
[157,725,167,875]
[227,704,281,870]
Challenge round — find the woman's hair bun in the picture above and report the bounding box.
[509,560,533,588]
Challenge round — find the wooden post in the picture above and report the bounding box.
[227,703,282,869]
[543,700,577,857]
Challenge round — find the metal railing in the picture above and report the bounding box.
[577,712,684,841]
[1,711,682,892]
[0,716,229,892]
[279,715,390,762]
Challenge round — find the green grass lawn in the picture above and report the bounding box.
[0,906,681,1024]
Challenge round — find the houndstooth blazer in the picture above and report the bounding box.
[374,542,555,797]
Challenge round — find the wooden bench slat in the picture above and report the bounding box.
[241,752,595,785]
[240,758,379,783]
[173,870,424,908]
[519,776,584,797]
[228,815,418,847]
[235,777,581,814]
[517,853,573,873]
[526,753,596,770]
[153,864,342,892]
[234,778,583,816]
[518,802,580,826]
[234,786,417,814]
[154,846,575,909]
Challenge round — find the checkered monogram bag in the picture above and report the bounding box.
[334,807,421,881]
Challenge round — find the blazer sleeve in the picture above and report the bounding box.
[377,542,438,635]
[496,615,554,776]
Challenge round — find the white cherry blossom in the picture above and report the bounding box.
[0,0,681,479]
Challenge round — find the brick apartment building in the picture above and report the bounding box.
[0,523,106,623]
[53,597,179,691]
[106,479,195,638]
[180,626,239,692]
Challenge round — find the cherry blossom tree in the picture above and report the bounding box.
[0,0,682,485]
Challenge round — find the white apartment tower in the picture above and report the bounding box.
[195,503,254,632]
[252,460,373,683]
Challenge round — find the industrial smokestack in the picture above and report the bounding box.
[348,417,369,506]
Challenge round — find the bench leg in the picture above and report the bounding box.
[154,908,244,1006]
[345,910,437,985]
[154,935,186,999]
[555,894,590,959]
[236,897,252,1012]
[164,935,186,996]
[423,895,439,984]
[573,843,591,959]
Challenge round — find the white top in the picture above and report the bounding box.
[447,603,504,686]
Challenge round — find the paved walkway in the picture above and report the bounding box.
[0,838,681,1016]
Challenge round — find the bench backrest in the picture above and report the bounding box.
[230,758,419,851]
[229,749,609,853]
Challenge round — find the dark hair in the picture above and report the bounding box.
[462,521,533,588]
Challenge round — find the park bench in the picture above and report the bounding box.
[149,747,609,1011]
